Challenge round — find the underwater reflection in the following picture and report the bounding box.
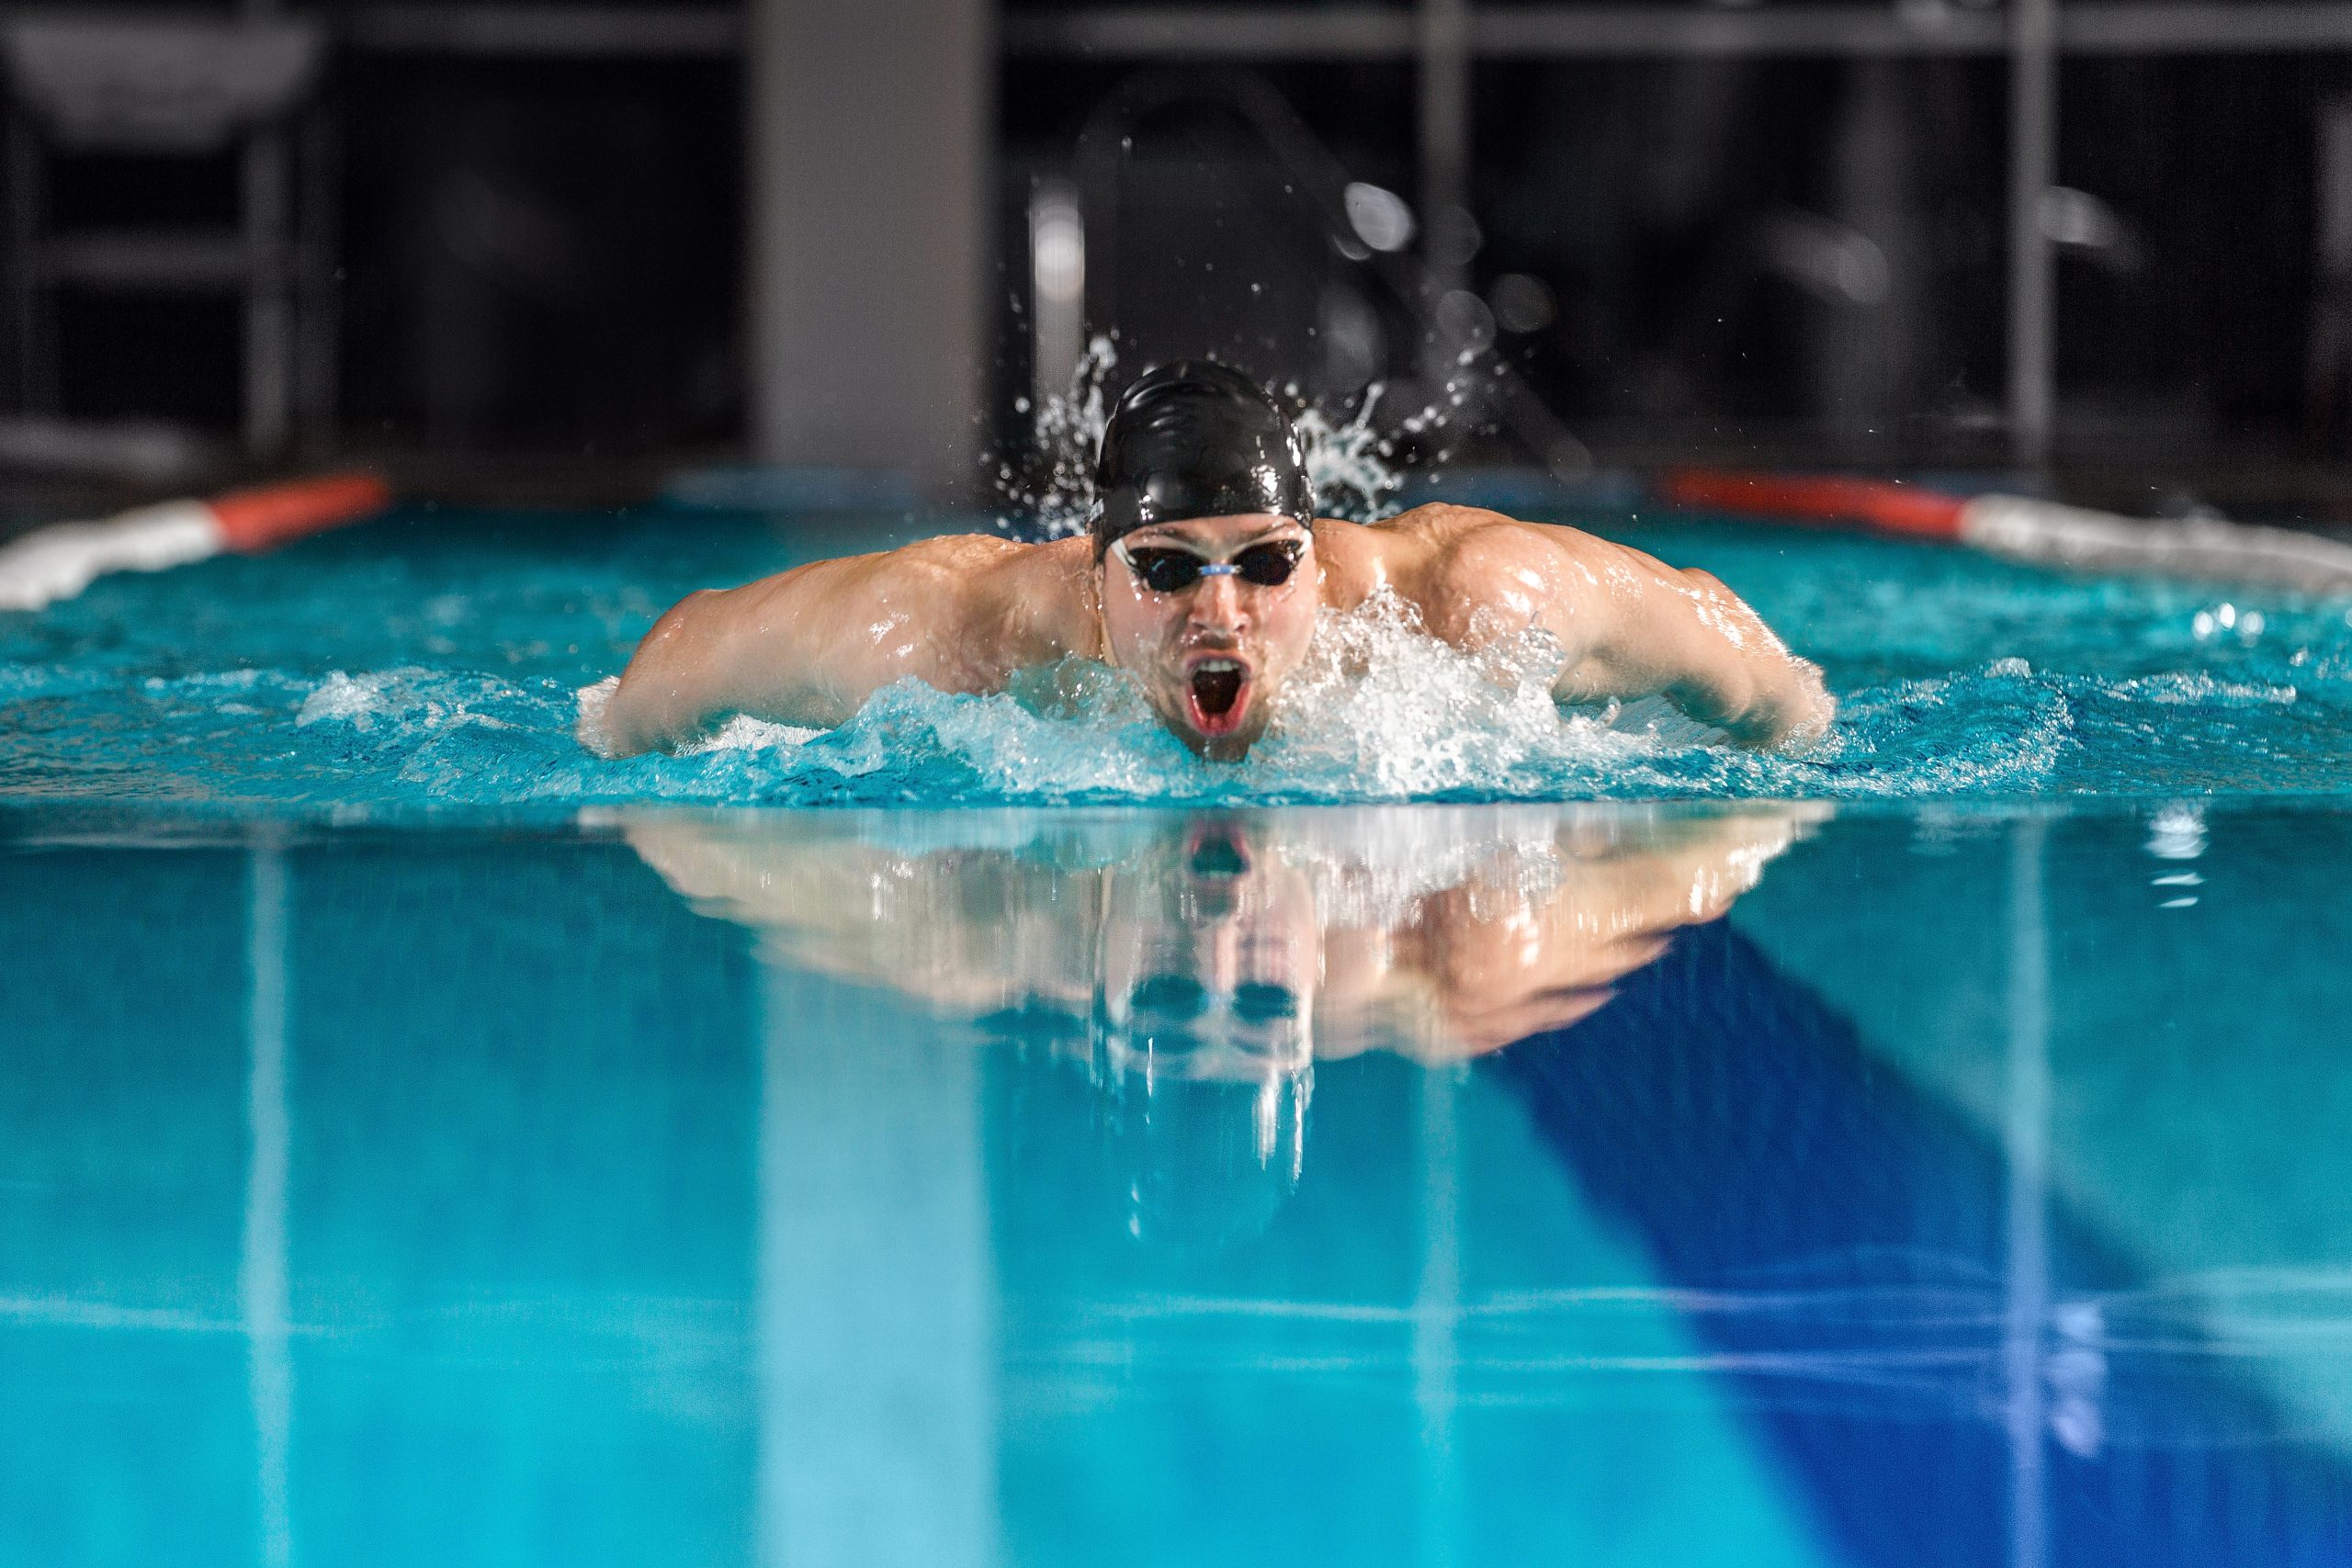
[622,803,1821,1240]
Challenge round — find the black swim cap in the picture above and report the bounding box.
[1090,361,1314,558]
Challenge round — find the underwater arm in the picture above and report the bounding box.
[622,816,1102,1012]
[1376,806,1825,1057]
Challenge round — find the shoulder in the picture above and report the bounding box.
[1399,503,1640,587]
[1372,502,1581,553]
[1313,507,1507,592]
[795,529,1082,600]
[1342,502,1587,587]
[870,530,1038,581]
[1342,503,1621,642]
[934,532,1097,660]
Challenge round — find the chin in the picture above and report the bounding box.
[1165,665,1271,761]
[1193,726,1263,762]
[1162,695,1269,761]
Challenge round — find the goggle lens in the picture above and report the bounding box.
[1123,539,1306,594]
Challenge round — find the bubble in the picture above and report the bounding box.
[2147,802,2206,861]
[1489,273,1558,334]
[1341,182,1416,254]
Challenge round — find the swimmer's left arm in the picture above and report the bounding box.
[1433,515,1835,750]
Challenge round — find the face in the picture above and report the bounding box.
[1098,822,1318,1090]
[1096,514,1320,761]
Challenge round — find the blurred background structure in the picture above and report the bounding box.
[4,0,2352,509]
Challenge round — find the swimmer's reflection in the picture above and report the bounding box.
[623,804,1822,1240]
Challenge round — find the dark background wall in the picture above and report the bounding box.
[9,0,2352,491]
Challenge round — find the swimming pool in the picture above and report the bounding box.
[5,507,2351,1565]
[3,502,2349,809]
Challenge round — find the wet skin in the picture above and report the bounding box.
[1094,517,1318,760]
[620,804,1823,1064]
[595,503,1836,759]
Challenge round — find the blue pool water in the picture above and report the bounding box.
[6,799,2352,1565]
[1,504,2349,809]
[6,508,2352,1565]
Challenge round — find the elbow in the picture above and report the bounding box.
[594,592,722,756]
[1680,658,1834,752]
[592,666,676,757]
[1741,660,1836,753]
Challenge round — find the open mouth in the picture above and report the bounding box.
[1186,658,1251,738]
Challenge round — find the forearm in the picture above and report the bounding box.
[1546,554,1833,751]
[1671,650,1833,750]
[600,597,731,755]
[598,581,845,756]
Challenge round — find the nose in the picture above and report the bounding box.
[1188,570,1246,629]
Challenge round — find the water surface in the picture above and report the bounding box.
[3,506,2348,809]
[5,798,2349,1565]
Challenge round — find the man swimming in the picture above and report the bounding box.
[596,360,1833,759]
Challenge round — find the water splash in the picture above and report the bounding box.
[530,602,2202,807]
[1000,335,1122,538]
[1294,384,1402,522]
[1000,339,1433,537]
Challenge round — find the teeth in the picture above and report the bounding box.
[1195,659,1243,673]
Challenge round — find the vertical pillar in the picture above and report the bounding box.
[2007,0,2058,468]
[758,967,996,1568]
[1027,178,1085,412]
[243,129,293,456]
[244,841,295,1568]
[2304,101,2352,441]
[241,0,292,454]
[746,0,994,495]
[1417,0,1472,297]
[2002,817,2051,1568]
[293,102,340,452]
[7,111,49,414]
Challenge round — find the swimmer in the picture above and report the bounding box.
[621,803,1822,1062]
[597,361,1834,759]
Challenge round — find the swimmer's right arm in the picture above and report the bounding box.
[594,558,823,754]
[595,536,1072,757]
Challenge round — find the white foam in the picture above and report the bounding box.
[1254,589,1642,795]
[298,668,517,734]
[573,675,622,757]
[1295,386,1402,522]
[679,712,823,754]
[572,673,820,760]
[297,671,393,730]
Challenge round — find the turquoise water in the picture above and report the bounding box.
[6,509,2352,1564]
[5,798,2352,1565]
[2,505,2349,809]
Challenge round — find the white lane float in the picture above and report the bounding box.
[1661,469,2352,596]
[0,471,392,611]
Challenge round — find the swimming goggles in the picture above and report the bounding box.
[1112,536,1308,594]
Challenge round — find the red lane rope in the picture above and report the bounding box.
[209,472,394,552]
[1658,469,1970,541]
